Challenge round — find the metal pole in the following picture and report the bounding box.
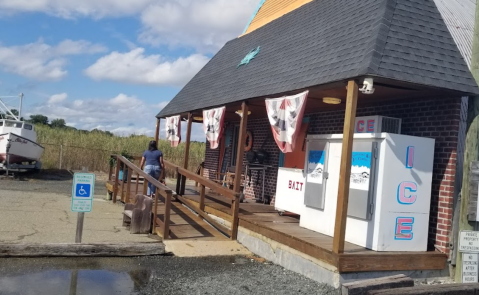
[75,167,88,243]
[5,140,11,177]
[59,145,63,170]
[75,213,84,243]
[18,93,23,119]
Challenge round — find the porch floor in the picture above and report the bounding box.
[181,185,447,273]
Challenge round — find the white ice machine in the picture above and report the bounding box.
[300,133,435,252]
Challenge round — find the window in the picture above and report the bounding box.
[0,121,3,126]
[24,124,33,130]
[5,121,21,128]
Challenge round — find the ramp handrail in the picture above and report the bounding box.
[110,155,173,239]
[164,160,241,240]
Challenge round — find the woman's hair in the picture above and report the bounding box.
[148,140,158,151]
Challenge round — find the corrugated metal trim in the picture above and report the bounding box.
[434,0,476,68]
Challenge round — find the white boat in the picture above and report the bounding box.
[0,120,44,165]
[0,94,44,169]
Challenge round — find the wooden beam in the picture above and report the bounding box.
[163,192,172,239]
[0,243,165,257]
[180,113,193,195]
[231,197,240,240]
[165,160,239,200]
[233,102,248,192]
[152,190,159,234]
[126,167,132,203]
[332,80,359,254]
[113,156,120,203]
[155,118,160,143]
[199,184,206,211]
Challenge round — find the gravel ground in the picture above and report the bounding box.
[0,256,339,295]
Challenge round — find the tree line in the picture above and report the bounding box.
[1,110,115,137]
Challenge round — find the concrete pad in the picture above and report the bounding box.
[0,189,154,245]
[164,240,251,257]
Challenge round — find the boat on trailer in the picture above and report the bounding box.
[0,94,44,171]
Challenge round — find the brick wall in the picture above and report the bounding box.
[203,96,463,255]
[203,118,280,203]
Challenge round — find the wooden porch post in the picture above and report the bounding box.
[233,102,248,192]
[155,118,160,143]
[231,102,248,240]
[332,80,359,254]
[180,113,193,195]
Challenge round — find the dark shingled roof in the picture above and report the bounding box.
[158,0,479,118]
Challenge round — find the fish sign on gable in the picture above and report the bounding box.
[237,46,261,68]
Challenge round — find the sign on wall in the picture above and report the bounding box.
[462,253,479,283]
[459,231,479,253]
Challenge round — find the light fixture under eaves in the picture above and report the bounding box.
[323,97,341,105]
[235,110,252,117]
[193,116,203,121]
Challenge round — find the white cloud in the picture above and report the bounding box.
[48,93,67,104]
[84,48,209,86]
[0,0,259,53]
[0,39,107,81]
[27,93,166,136]
[139,0,259,52]
[0,0,155,18]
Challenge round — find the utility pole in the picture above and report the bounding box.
[455,3,479,281]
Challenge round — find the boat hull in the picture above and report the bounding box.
[0,133,44,164]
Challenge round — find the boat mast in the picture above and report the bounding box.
[0,94,22,121]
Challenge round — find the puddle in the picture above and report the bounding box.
[0,269,152,295]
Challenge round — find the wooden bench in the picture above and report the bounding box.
[122,194,153,234]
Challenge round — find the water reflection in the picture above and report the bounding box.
[0,269,152,295]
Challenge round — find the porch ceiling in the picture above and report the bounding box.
[183,77,462,123]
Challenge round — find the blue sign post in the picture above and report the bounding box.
[72,172,95,243]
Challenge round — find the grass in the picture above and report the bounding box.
[35,125,206,178]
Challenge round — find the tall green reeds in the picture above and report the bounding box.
[35,125,205,177]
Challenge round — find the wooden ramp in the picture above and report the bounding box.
[154,195,227,241]
[106,182,227,241]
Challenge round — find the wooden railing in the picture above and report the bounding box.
[164,160,241,240]
[109,155,173,239]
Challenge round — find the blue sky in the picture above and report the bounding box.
[0,0,259,140]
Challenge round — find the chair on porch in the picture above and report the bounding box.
[214,166,245,202]
[122,194,153,234]
[215,167,243,190]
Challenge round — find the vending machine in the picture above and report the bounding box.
[300,133,435,252]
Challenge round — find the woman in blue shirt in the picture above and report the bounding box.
[140,140,164,196]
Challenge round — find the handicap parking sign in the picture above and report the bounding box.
[71,173,95,213]
[75,184,91,198]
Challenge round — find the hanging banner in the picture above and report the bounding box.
[265,91,308,153]
[203,106,226,149]
[166,115,181,147]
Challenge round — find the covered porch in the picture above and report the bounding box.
[150,77,459,274]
